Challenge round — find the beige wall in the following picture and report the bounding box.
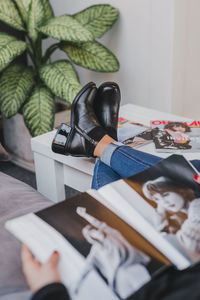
[48,0,174,112]
[48,0,200,118]
[172,0,200,118]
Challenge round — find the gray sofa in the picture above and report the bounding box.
[0,171,52,299]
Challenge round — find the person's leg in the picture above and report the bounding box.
[190,160,200,172]
[108,146,162,178]
[92,137,200,189]
[92,139,162,189]
[107,147,200,178]
[92,159,121,189]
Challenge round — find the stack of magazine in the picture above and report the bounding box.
[118,117,153,148]
[151,120,200,152]
[5,155,200,300]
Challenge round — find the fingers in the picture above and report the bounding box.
[21,244,33,261]
[21,244,59,267]
[194,175,200,184]
[21,244,34,263]
[21,244,41,269]
[47,251,60,267]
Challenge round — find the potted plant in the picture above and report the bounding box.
[0,0,119,168]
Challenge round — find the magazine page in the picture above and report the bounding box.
[151,120,200,152]
[6,212,117,300]
[5,193,169,300]
[118,117,153,148]
[118,154,200,264]
[94,184,191,270]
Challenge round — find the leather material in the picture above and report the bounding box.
[94,82,121,140]
[70,82,99,131]
[52,81,121,157]
[51,123,71,154]
[65,82,102,157]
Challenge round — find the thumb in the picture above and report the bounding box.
[47,251,60,267]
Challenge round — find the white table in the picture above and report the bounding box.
[31,104,198,203]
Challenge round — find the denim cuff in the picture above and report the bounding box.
[100,142,123,167]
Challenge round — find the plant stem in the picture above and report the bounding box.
[26,35,41,73]
[42,43,59,64]
[35,36,42,64]
[27,35,35,52]
[26,35,58,80]
[26,45,37,69]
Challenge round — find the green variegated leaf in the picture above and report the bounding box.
[14,0,31,23]
[15,0,52,24]
[74,4,119,38]
[0,63,34,118]
[40,0,54,39]
[60,40,119,72]
[39,15,93,42]
[23,85,54,137]
[40,60,81,103]
[0,0,25,31]
[0,33,27,72]
[42,0,54,21]
[28,0,45,40]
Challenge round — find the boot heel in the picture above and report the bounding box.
[52,123,71,154]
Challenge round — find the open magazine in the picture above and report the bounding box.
[151,120,200,152]
[118,117,153,148]
[5,155,200,300]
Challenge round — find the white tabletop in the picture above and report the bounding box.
[31,104,199,170]
[31,104,200,201]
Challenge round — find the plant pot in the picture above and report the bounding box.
[2,114,34,171]
[2,106,71,172]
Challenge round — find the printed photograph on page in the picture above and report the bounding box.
[151,120,200,152]
[118,117,153,148]
[36,193,169,299]
[124,155,200,262]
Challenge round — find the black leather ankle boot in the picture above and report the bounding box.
[93,82,121,140]
[52,82,107,157]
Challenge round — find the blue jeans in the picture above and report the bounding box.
[92,145,200,189]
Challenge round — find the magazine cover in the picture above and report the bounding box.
[151,120,200,152]
[124,154,200,262]
[35,193,168,299]
[6,191,170,299]
[118,117,153,148]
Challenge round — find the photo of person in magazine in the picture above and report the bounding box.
[123,128,153,149]
[142,176,194,234]
[125,155,200,262]
[153,122,192,150]
[117,117,152,147]
[76,206,151,299]
[36,194,167,299]
[142,176,200,259]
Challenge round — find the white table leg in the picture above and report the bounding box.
[63,165,92,192]
[34,152,65,203]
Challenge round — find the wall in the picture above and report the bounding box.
[48,0,174,112]
[182,0,200,118]
[48,0,200,118]
[175,0,200,118]
[171,0,200,118]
